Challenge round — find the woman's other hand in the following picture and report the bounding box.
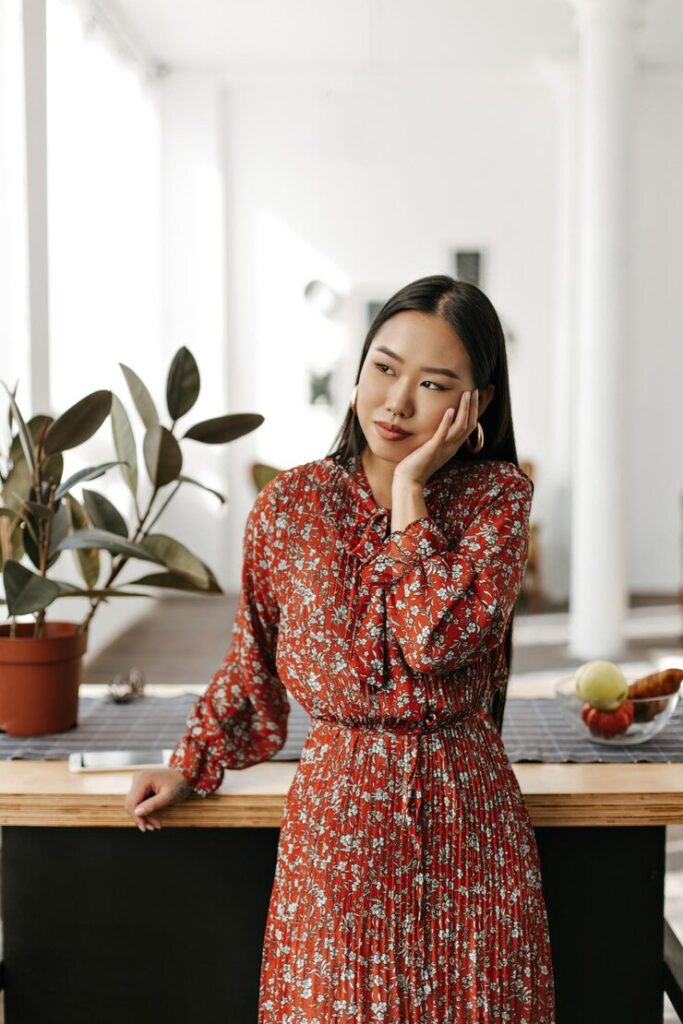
[124,768,193,832]
[393,389,479,489]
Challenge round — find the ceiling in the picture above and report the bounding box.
[99,0,683,77]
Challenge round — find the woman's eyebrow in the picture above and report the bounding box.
[374,344,461,380]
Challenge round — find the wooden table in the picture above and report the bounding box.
[0,682,680,1023]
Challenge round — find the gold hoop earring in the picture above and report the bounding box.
[350,385,358,416]
[465,421,484,453]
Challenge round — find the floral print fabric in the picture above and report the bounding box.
[168,452,556,1023]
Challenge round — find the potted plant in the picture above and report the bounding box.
[0,346,262,737]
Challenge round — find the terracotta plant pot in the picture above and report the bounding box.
[0,621,88,737]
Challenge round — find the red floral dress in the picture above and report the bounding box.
[168,451,556,1023]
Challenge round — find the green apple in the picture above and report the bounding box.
[575,660,628,710]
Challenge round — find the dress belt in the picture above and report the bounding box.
[309,705,488,736]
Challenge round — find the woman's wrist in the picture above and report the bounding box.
[168,769,194,799]
[390,477,428,534]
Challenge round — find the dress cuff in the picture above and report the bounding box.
[359,514,451,587]
[167,736,223,798]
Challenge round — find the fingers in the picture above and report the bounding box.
[133,803,164,832]
[125,773,154,812]
[134,794,158,816]
[135,813,159,833]
[133,793,170,825]
[448,389,478,436]
[467,389,479,434]
[441,407,456,434]
[124,771,170,833]
[140,814,162,831]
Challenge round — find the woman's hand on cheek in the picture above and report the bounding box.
[392,389,479,489]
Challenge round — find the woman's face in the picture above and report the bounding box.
[356,309,494,462]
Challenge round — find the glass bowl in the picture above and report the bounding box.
[554,674,680,746]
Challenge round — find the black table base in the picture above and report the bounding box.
[0,825,671,1023]
[536,825,666,1023]
[1,826,279,1023]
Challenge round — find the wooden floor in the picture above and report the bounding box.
[1,591,681,1021]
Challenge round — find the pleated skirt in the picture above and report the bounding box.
[258,708,556,1023]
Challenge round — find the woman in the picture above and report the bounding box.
[124,274,556,1022]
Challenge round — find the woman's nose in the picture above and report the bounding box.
[386,382,413,415]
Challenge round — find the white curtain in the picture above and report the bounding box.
[0,0,29,398]
[46,0,163,421]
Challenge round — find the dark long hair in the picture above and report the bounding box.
[328,274,528,733]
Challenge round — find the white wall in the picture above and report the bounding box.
[219,68,559,592]
[157,72,230,584]
[154,65,683,602]
[208,68,683,598]
[6,31,681,617]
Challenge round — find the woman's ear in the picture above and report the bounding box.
[477,384,495,418]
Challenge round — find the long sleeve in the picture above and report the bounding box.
[357,466,533,675]
[167,479,289,797]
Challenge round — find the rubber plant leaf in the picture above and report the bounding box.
[166,346,200,420]
[3,560,60,615]
[182,412,263,444]
[138,533,210,590]
[55,461,129,500]
[81,488,129,539]
[65,493,100,590]
[110,393,138,499]
[43,390,113,455]
[119,363,159,430]
[143,424,182,487]
[0,379,36,473]
[56,529,166,565]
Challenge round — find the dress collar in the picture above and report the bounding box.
[326,450,451,560]
[329,449,445,509]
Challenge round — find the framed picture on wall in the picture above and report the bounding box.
[451,249,485,288]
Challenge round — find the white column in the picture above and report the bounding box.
[534,57,579,604]
[566,0,646,659]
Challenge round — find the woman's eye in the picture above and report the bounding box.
[374,362,444,391]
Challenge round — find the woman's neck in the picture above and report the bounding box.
[360,447,394,509]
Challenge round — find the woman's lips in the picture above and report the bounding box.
[374,421,412,441]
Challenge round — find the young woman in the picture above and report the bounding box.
[125,275,556,1022]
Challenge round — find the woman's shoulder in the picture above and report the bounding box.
[486,458,534,494]
[450,458,534,518]
[266,454,335,492]
[251,455,335,513]
[457,457,533,492]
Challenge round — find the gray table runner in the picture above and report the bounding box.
[1,693,682,764]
